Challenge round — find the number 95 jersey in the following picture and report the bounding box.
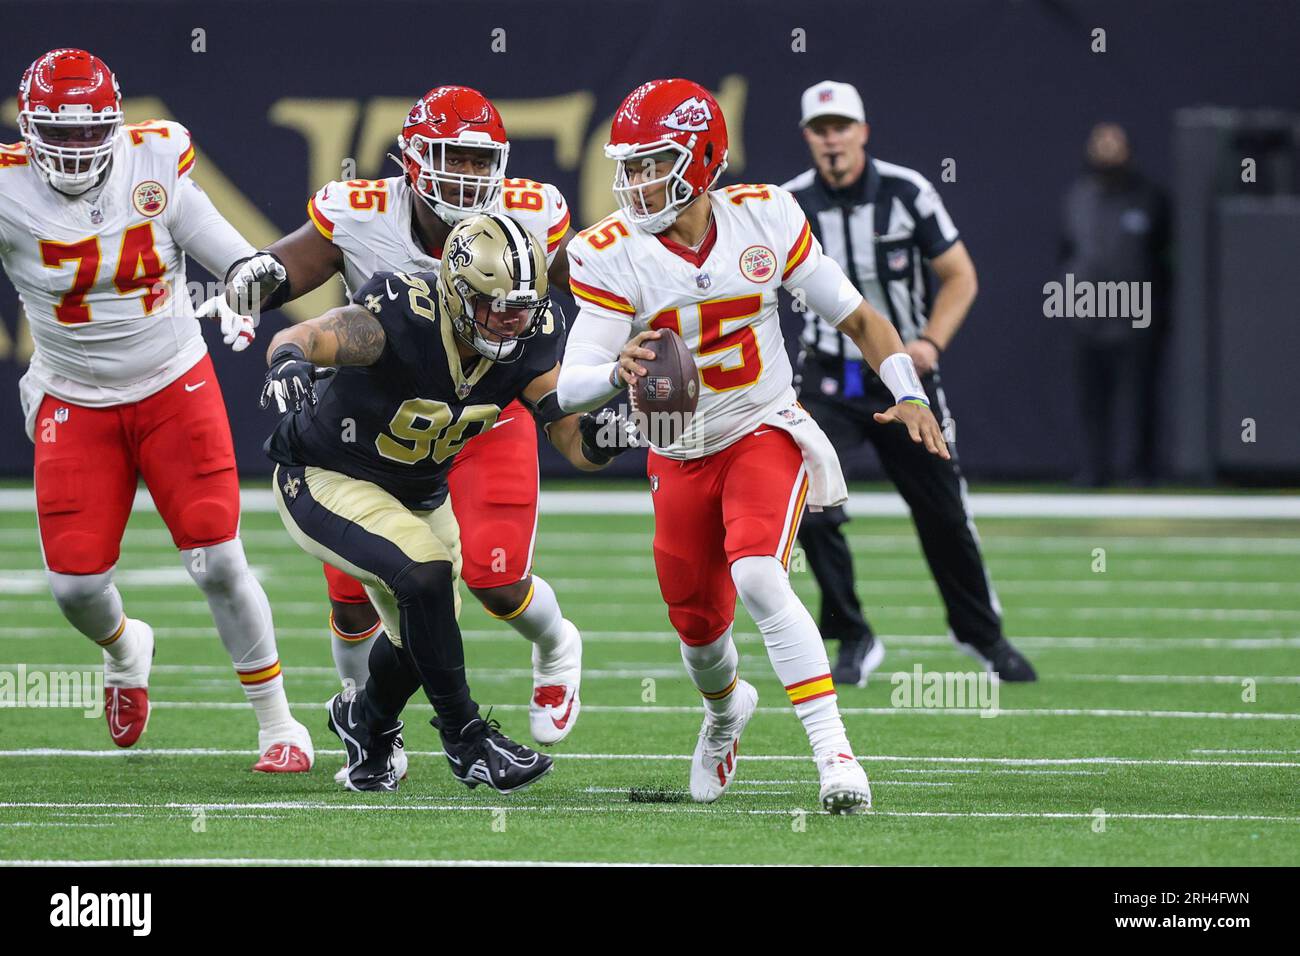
[265,270,563,511]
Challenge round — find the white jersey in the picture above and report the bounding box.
[306,175,571,294]
[0,121,253,409]
[568,183,858,459]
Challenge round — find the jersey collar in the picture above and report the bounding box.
[438,298,494,395]
[653,215,718,268]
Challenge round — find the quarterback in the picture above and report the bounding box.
[204,87,587,748]
[0,49,312,769]
[557,79,950,813]
[260,215,634,792]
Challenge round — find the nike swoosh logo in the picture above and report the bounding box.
[753,429,772,436]
[550,692,576,730]
[107,690,134,738]
[185,381,207,392]
[385,281,399,300]
[491,417,515,429]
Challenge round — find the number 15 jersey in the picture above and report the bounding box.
[567,184,860,459]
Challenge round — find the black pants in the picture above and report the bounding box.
[796,352,1003,651]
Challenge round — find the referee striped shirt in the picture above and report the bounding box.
[782,158,959,360]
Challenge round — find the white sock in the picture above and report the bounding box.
[680,627,740,720]
[732,556,852,757]
[47,569,134,661]
[183,539,293,732]
[499,575,565,658]
[330,612,381,693]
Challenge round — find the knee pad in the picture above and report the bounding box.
[390,560,454,608]
[175,496,238,550]
[47,568,114,613]
[730,555,794,623]
[184,538,249,595]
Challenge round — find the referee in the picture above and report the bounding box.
[782,80,1036,685]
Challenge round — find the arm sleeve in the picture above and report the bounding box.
[911,177,960,260]
[168,176,256,278]
[557,307,629,412]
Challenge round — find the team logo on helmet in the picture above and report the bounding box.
[665,97,714,133]
[132,180,167,217]
[446,231,476,270]
[739,245,777,283]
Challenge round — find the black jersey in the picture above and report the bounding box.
[265,270,562,510]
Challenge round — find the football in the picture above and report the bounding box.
[628,327,699,445]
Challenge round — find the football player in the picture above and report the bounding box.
[557,79,950,813]
[202,87,586,749]
[260,214,635,793]
[0,49,312,769]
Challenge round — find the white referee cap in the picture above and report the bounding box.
[800,80,866,126]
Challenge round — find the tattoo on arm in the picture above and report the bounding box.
[319,305,386,365]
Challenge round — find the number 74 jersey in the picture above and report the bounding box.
[568,183,851,459]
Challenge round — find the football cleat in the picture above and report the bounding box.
[831,635,886,688]
[442,716,553,794]
[102,619,154,748]
[325,692,403,791]
[689,679,758,804]
[954,636,1038,683]
[529,619,582,745]
[334,733,407,784]
[817,752,873,814]
[254,718,315,773]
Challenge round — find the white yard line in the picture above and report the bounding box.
[1,628,1297,650]
[0,749,1296,768]
[1,488,1298,519]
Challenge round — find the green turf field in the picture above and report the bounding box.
[1,493,1297,866]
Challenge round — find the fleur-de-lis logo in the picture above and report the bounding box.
[447,231,475,270]
[282,475,301,499]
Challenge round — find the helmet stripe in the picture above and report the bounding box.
[493,213,535,294]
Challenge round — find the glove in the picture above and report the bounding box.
[195,295,256,352]
[226,252,288,325]
[260,344,336,414]
[578,407,642,465]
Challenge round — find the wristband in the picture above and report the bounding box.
[919,334,944,353]
[269,343,306,367]
[878,352,926,405]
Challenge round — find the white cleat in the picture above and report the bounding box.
[817,752,873,814]
[689,679,758,803]
[254,719,315,773]
[529,619,582,745]
[103,619,155,748]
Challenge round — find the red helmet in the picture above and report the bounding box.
[397,86,509,226]
[605,78,729,233]
[17,48,123,195]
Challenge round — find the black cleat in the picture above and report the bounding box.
[441,715,553,794]
[325,692,406,792]
[831,635,886,688]
[958,637,1038,682]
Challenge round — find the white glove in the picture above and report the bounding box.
[195,295,257,352]
[227,252,287,327]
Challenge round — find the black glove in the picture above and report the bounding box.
[578,407,642,465]
[260,344,336,413]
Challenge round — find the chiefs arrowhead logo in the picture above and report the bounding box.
[665,96,714,133]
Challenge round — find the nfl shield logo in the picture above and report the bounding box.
[650,474,659,493]
[695,273,711,290]
[457,382,471,399]
[54,406,69,423]
[90,208,103,225]
[887,248,909,272]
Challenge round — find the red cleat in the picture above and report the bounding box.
[104,686,150,748]
[252,743,313,773]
